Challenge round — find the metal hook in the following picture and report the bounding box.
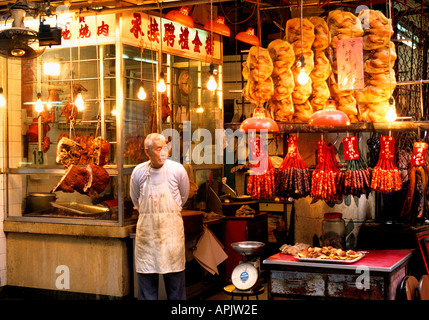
[331,133,339,146]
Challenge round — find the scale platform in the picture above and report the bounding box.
[223,284,265,299]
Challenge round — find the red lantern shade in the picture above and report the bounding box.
[204,16,231,37]
[235,28,260,46]
[308,97,351,127]
[165,6,194,29]
[239,107,279,132]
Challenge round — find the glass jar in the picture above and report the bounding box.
[322,212,346,249]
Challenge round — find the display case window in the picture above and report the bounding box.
[6,20,223,225]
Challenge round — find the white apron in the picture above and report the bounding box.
[135,165,185,274]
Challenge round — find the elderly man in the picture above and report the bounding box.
[130,133,190,300]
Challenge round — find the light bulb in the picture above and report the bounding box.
[138,85,147,100]
[207,75,217,91]
[43,62,60,76]
[196,106,204,113]
[297,67,309,85]
[386,97,397,122]
[75,92,84,111]
[35,97,44,113]
[386,106,397,122]
[157,78,166,93]
[0,88,5,107]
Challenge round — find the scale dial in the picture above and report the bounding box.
[231,262,258,290]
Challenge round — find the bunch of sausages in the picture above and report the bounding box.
[370,136,402,193]
[336,136,372,197]
[276,135,311,198]
[246,136,276,200]
[311,140,341,202]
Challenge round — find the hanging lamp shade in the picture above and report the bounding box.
[204,16,231,37]
[239,106,279,132]
[308,97,351,127]
[235,28,260,46]
[165,6,194,29]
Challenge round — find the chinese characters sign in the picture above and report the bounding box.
[379,136,395,160]
[337,37,364,91]
[411,142,428,166]
[122,12,220,61]
[59,14,116,45]
[42,12,220,61]
[342,136,360,160]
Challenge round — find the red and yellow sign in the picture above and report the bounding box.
[55,12,220,61]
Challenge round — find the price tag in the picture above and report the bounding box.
[249,136,269,175]
[379,136,395,160]
[410,141,428,166]
[316,140,326,164]
[287,135,298,158]
[336,37,364,90]
[342,136,360,160]
[28,143,46,165]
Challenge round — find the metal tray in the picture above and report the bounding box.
[51,201,110,216]
[295,253,365,264]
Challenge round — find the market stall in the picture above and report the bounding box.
[1,0,429,301]
[1,9,223,297]
[221,2,429,300]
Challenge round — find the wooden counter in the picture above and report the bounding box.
[263,249,414,300]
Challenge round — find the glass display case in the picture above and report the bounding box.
[4,12,224,226]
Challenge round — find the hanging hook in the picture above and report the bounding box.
[332,132,339,146]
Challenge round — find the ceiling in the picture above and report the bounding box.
[0,0,428,55]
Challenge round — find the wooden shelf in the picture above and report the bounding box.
[224,121,429,133]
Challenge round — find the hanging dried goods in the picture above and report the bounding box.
[357,9,397,122]
[327,9,363,123]
[246,136,276,199]
[401,141,428,222]
[311,140,341,201]
[276,135,311,198]
[338,136,372,196]
[370,136,402,193]
[267,39,295,122]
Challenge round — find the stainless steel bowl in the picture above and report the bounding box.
[231,241,265,256]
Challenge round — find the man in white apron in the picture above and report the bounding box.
[130,133,190,300]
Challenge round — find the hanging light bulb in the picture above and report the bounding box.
[138,83,147,100]
[35,93,44,113]
[386,97,397,122]
[43,62,60,76]
[196,106,204,113]
[46,99,53,110]
[207,75,217,91]
[207,63,217,91]
[74,90,84,111]
[297,55,309,85]
[0,88,6,107]
[157,71,167,93]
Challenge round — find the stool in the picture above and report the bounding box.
[223,284,264,300]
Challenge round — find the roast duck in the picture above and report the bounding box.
[59,84,87,123]
[53,133,111,196]
[240,9,396,124]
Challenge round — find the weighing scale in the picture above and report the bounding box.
[230,241,265,292]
